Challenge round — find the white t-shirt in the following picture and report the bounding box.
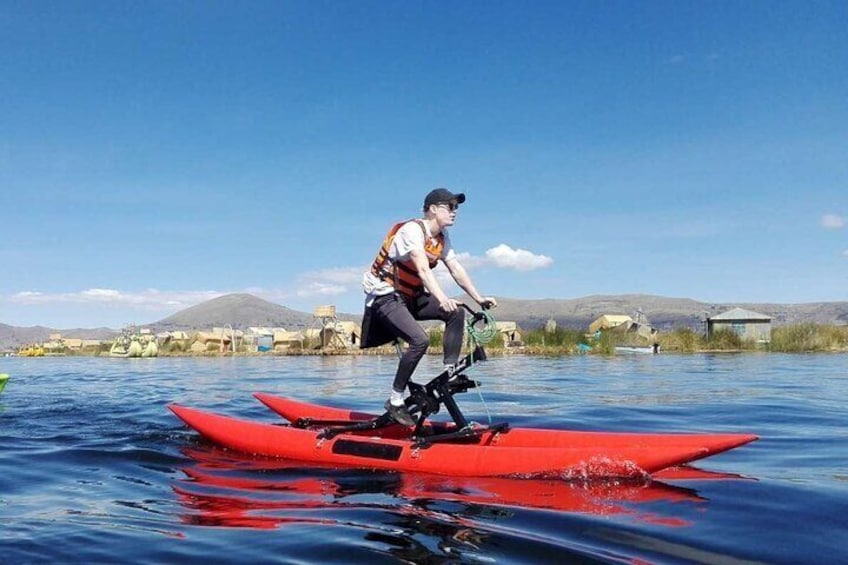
[363,220,456,305]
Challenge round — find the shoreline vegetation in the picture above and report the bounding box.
[499,324,848,355]
[11,323,848,357]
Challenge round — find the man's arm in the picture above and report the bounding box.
[409,248,458,312]
[443,256,498,309]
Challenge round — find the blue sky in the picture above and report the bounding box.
[2,1,846,328]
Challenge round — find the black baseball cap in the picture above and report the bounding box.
[424,188,466,210]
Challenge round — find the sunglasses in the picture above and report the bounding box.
[437,201,460,211]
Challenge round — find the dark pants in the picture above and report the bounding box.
[370,292,466,393]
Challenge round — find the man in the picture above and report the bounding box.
[360,188,497,426]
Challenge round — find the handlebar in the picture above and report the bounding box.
[460,301,494,324]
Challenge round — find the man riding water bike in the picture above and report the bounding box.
[360,188,497,426]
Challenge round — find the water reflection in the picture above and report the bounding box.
[173,446,750,536]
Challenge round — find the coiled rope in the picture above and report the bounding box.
[466,309,498,345]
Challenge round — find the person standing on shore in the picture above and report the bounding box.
[360,188,497,426]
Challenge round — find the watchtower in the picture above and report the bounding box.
[310,305,348,349]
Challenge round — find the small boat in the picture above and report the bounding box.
[615,345,659,354]
[18,345,44,357]
[0,373,8,394]
[110,326,158,358]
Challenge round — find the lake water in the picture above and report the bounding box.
[1,353,846,564]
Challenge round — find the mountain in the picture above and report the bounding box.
[152,293,361,331]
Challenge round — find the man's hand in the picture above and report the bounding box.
[478,297,498,309]
[439,297,459,312]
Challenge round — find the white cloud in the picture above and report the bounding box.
[10,288,225,310]
[14,291,44,300]
[456,244,553,272]
[484,244,554,271]
[304,267,363,285]
[842,249,848,257]
[81,288,121,298]
[3,250,552,322]
[822,214,845,229]
[4,269,367,315]
[294,267,364,297]
[454,252,489,269]
[295,281,348,297]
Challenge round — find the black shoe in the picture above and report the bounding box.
[384,399,415,427]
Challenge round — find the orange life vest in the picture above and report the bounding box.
[370,219,445,298]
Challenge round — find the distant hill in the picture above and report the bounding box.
[152,293,361,332]
[3,292,846,351]
[486,294,848,331]
[142,292,848,333]
[0,323,117,352]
